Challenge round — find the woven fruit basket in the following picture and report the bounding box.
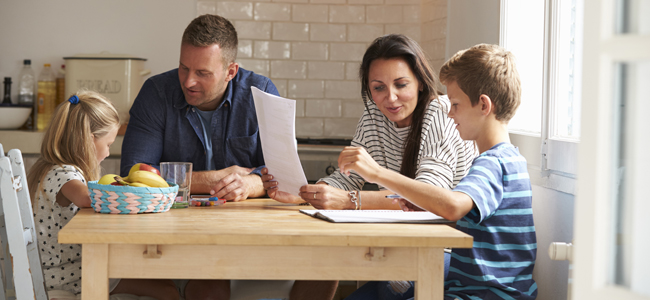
[87,180,179,214]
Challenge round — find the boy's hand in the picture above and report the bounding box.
[394,198,425,211]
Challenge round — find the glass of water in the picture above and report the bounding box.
[160,162,192,209]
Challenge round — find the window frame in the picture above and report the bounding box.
[502,0,580,194]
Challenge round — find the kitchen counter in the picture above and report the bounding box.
[0,130,124,155]
[1,130,345,157]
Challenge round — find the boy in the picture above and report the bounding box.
[340,44,537,299]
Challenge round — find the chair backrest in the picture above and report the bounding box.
[0,144,48,300]
[0,144,10,300]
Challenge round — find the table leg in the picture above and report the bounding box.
[81,244,109,300]
[415,247,444,300]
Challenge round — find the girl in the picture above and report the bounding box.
[27,91,179,300]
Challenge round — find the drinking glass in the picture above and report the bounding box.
[160,162,192,209]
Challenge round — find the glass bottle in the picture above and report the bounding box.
[2,77,12,104]
[37,63,56,131]
[55,64,66,106]
[18,59,36,129]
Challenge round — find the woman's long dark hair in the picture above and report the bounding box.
[359,34,440,179]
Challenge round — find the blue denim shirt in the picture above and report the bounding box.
[120,68,279,176]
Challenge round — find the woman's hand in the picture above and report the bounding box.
[299,183,355,210]
[338,146,384,183]
[261,168,305,204]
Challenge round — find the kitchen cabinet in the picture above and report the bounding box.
[0,130,124,155]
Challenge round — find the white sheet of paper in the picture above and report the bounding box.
[299,209,449,224]
[251,87,308,196]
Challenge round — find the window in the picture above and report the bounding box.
[502,0,583,184]
[446,0,584,192]
[573,0,650,298]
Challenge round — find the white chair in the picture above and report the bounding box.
[0,145,48,300]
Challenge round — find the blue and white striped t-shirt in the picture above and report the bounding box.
[446,142,537,300]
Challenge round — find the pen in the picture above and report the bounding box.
[385,194,403,199]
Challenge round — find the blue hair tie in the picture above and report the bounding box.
[68,95,79,105]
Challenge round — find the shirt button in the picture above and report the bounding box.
[192,108,195,112]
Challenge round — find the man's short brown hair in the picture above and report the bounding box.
[440,44,521,122]
[182,14,238,65]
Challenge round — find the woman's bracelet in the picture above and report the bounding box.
[348,190,360,210]
[357,191,361,210]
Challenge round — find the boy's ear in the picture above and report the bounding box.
[478,94,493,116]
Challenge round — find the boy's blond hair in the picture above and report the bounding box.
[27,90,120,208]
[439,44,521,121]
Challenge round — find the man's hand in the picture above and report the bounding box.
[225,165,254,176]
[261,168,305,204]
[210,173,258,201]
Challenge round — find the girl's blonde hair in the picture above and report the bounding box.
[27,90,120,206]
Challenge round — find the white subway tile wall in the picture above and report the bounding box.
[200,0,447,138]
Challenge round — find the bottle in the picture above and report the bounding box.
[37,63,56,131]
[18,59,36,129]
[2,77,12,104]
[55,64,66,106]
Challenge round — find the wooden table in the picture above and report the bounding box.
[58,199,472,299]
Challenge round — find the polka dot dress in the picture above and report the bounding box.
[35,165,84,294]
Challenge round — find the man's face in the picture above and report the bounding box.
[178,43,237,111]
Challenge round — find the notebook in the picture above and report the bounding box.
[299,209,450,224]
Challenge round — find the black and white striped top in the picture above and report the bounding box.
[319,95,478,191]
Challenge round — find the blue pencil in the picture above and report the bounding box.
[385,194,403,199]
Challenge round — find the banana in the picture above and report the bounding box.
[128,170,169,188]
[128,182,151,187]
[114,176,130,186]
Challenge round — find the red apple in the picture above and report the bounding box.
[110,182,124,186]
[129,163,160,177]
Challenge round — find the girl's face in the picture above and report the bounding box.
[368,58,421,128]
[93,125,119,163]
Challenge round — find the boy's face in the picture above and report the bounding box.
[368,58,421,128]
[446,80,482,140]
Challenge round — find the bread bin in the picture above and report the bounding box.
[64,53,150,125]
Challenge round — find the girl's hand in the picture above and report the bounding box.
[338,147,383,183]
[299,184,355,210]
[261,168,305,204]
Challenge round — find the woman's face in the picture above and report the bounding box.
[368,58,421,128]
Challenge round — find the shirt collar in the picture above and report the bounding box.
[173,80,234,111]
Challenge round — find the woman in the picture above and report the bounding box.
[263,34,476,210]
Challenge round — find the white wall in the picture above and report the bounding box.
[1,0,448,139]
[531,185,574,300]
[0,0,193,105]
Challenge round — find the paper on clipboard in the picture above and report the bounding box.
[299,209,449,224]
[251,87,308,197]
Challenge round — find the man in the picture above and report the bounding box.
[121,14,337,300]
[121,15,270,201]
